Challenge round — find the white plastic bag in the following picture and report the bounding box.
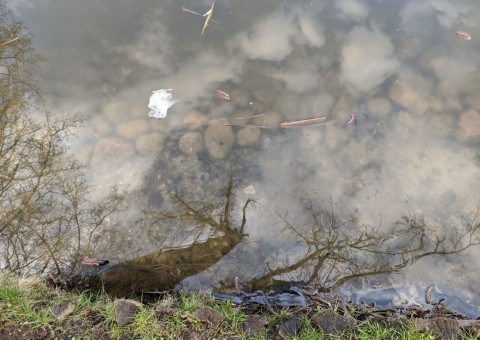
[148,89,178,119]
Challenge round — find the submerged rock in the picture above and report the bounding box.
[136,132,166,154]
[116,119,150,141]
[236,126,261,147]
[179,131,203,155]
[389,81,429,115]
[204,118,235,160]
[457,109,480,143]
[91,137,134,167]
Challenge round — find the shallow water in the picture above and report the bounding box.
[7,0,480,317]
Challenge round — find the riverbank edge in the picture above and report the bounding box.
[1,272,479,339]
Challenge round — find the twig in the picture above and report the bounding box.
[0,37,19,48]
[226,116,335,128]
[280,116,327,127]
[231,113,265,120]
[202,0,216,35]
[182,6,221,24]
[226,120,336,129]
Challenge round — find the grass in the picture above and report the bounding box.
[0,272,465,339]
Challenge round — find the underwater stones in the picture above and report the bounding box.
[204,118,235,160]
[252,111,282,127]
[230,88,251,108]
[183,110,207,130]
[91,137,134,167]
[116,119,149,141]
[104,100,132,124]
[312,92,335,114]
[389,81,429,115]
[179,131,203,155]
[368,98,391,119]
[90,114,113,136]
[457,109,480,143]
[136,132,165,154]
[236,126,261,147]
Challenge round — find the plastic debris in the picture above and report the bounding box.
[148,89,178,119]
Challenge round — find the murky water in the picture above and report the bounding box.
[7,0,480,317]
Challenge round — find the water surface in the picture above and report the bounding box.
[7,0,480,317]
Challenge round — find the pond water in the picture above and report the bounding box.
[7,0,480,317]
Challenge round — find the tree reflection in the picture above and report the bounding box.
[0,4,125,275]
[83,176,256,296]
[250,200,480,292]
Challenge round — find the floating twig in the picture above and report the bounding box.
[226,116,335,129]
[279,116,327,127]
[0,37,19,48]
[202,0,216,35]
[232,113,265,120]
[182,6,221,25]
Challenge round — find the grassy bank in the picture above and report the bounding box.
[1,272,475,339]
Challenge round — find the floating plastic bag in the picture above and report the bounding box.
[148,89,178,119]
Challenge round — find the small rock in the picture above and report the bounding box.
[136,132,166,154]
[389,81,429,115]
[51,301,75,321]
[179,131,204,155]
[311,309,356,335]
[242,315,268,337]
[236,127,261,147]
[368,98,391,119]
[91,137,134,168]
[184,110,207,130]
[90,114,113,136]
[114,299,143,326]
[193,306,224,326]
[277,317,302,338]
[204,118,235,160]
[116,119,150,141]
[244,185,256,195]
[457,109,480,143]
[414,318,460,340]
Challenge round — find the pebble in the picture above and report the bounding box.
[203,118,235,160]
[179,131,204,155]
[183,110,207,130]
[136,132,166,154]
[91,137,134,168]
[457,109,480,143]
[389,81,429,115]
[236,126,261,147]
[116,119,150,141]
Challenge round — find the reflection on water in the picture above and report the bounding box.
[7,0,480,317]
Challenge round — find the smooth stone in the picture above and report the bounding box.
[368,98,391,119]
[311,309,356,335]
[179,131,203,155]
[116,119,150,141]
[230,88,251,108]
[90,114,113,136]
[91,137,135,167]
[51,302,75,321]
[183,110,207,130]
[242,315,268,337]
[104,100,132,124]
[457,109,480,143]
[236,127,261,147]
[204,118,235,160]
[193,306,224,326]
[389,81,429,115]
[136,132,165,154]
[252,111,283,127]
[312,92,335,115]
[114,299,143,326]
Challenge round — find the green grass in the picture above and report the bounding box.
[0,272,455,339]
